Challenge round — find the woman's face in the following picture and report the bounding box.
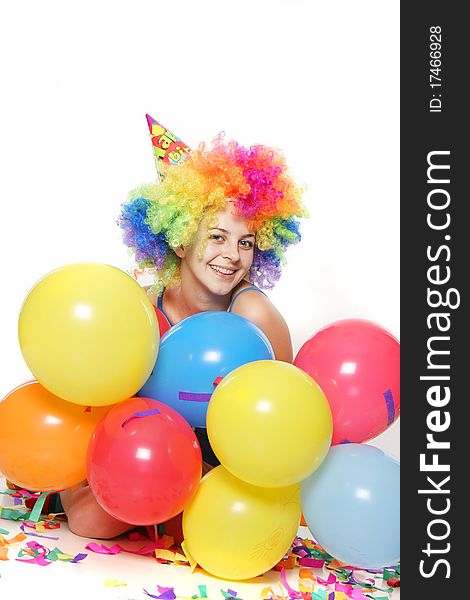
[178,205,255,296]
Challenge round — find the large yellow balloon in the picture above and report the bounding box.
[0,381,109,491]
[18,263,159,406]
[182,466,300,580]
[207,360,333,487]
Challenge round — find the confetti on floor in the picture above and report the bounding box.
[2,486,399,599]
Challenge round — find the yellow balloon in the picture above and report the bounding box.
[18,263,159,406]
[207,360,332,487]
[182,466,300,580]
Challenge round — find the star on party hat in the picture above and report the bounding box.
[146,114,192,181]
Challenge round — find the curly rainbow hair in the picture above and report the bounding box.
[118,134,307,295]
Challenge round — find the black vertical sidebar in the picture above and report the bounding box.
[401,2,467,597]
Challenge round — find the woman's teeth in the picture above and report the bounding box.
[210,265,236,275]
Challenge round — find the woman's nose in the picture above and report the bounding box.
[223,241,240,261]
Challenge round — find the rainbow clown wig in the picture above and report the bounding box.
[118,134,307,295]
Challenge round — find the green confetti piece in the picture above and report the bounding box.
[311,590,327,600]
[28,491,53,522]
[46,547,65,562]
[311,549,328,560]
[197,585,208,598]
[0,527,10,535]
[335,567,352,579]
[220,591,241,600]
[0,507,32,521]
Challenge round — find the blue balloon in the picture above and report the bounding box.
[300,443,399,568]
[138,311,274,427]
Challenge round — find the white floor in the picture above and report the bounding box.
[1,475,400,600]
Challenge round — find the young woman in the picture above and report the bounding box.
[61,134,307,539]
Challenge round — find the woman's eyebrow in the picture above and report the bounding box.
[211,227,255,238]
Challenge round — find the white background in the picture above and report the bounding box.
[0,0,399,457]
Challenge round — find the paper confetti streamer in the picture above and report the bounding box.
[181,540,197,573]
[104,579,128,587]
[0,532,27,546]
[85,542,121,555]
[144,585,176,599]
[14,540,87,566]
[0,506,31,521]
[19,524,59,540]
[193,584,208,599]
[155,548,188,564]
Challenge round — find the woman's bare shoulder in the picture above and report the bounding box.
[230,287,293,362]
[142,284,158,307]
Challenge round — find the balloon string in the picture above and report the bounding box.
[121,408,161,428]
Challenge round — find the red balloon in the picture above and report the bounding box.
[87,397,201,525]
[294,319,399,445]
[154,305,171,338]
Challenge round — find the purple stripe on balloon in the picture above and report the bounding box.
[384,389,395,425]
[122,408,161,428]
[339,439,352,444]
[178,392,211,402]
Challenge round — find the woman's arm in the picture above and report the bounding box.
[60,483,133,539]
[230,291,293,363]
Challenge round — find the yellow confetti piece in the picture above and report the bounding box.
[56,553,74,560]
[155,549,177,561]
[173,551,188,562]
[0,532,27,547]
[104,579,127,587]
[299,578,315,593]
[262,584,287,600]
[332,593,348,600]
[35,522,46,533]
[0,504,27,515]
[181,540,197,573]
[155,547,190,565]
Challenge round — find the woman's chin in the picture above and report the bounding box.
[205,277,239,297]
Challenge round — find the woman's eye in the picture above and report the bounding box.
[239,240,254,248]
[210,234,224,241]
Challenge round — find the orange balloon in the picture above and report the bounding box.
[0,381,109,491]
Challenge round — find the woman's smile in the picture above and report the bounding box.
[208,264,238,279]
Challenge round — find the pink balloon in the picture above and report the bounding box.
[294,319,399,445]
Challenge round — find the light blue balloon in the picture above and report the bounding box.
[138,311,274,428]
[300,443,400,568]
